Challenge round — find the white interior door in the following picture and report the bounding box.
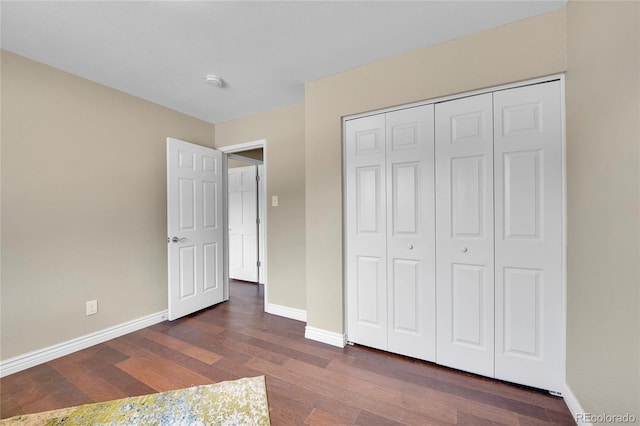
[167,138,226,321]
[228,165,258,282]
[493,81,563,392]
[385,105,436,362]
[345,113,388,350]
[435,93,495,377]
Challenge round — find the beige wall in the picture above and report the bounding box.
[215,103,306,310]
[565,1,639,417]
[0,51,215,359]
[304,9,567,333]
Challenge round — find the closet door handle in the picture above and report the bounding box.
[460,247,468,253]
[408,244,414,250]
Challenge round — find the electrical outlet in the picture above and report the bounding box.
[86,300,98,316]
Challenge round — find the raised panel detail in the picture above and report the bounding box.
[451,111,485,143]
[203,181,217,229]
[503,268,541,358]
[240,170,252,185]
[503,102,542,136]
[452,264,484,347]
[451,156,484,238]
[178,178,195,231]
[179,245,196,299]
[356,166,381,234]
[229,192,241,222]
[242,235,257,267]
[356,130,381,156]
[229,234,241,268]
[393,162,419,235]
[178,150,195,170]
[357,256,382,325]
[229,172,241,187]
[504,150,542,240]
[202,155,217,173]
[242,191,254,225]
[392,259,420,333]
[203,243,218,291]
[391,122,419,151]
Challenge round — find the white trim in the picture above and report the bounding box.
[344,73,566,122]
[559,74,568,391]
[0,310,168,378]
[218,139,266,154]
[305,326,347,348]
[265,303,307,322]
[563,383,591,425]
[257,164,266,285]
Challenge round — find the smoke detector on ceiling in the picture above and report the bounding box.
[205,74,224,87]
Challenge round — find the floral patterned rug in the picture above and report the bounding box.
[1,376,270,425]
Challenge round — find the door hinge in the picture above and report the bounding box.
[257,261,262,267]
[256,175,261,182]
[256,218,261,224]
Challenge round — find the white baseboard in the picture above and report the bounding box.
[0,310,168,378]
[563,383,590,425]
[265,303,307,322]
[304,326,346,348]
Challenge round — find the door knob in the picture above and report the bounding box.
[171,237,187,243]
[408,244,414,250]
[461,247,468,253]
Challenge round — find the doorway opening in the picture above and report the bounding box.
[219,140,268,309]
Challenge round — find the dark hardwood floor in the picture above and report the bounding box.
[1,280,574,425]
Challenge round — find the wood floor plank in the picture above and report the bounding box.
[238,325,347,362]
[355,410,407,426]
[137,328,223,364]
[0,280,575,425]
[344,351,550,422]
[85,360,156,397]
[48,356,128,403]
[22,364,89,409]
[117,355,210,392]
[326,357,521,425]
[457,411,509,426]
[304,408,356,425]
[247,357,455,425]
[0,395,21,419]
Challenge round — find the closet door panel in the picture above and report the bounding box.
[386,105,436,361]
[494,81,563,392]
[435,93,495,377]
[346,114,388,350]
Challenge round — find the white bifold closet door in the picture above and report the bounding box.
[435,81,563,392]
[346,80,563,392]
[345,113,388,350]
[345,105,436,362]
[435,93,495,377]
[493,81,563,391]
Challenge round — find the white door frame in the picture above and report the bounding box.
[218,140,268,304]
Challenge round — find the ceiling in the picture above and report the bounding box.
[1,1,566,124]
